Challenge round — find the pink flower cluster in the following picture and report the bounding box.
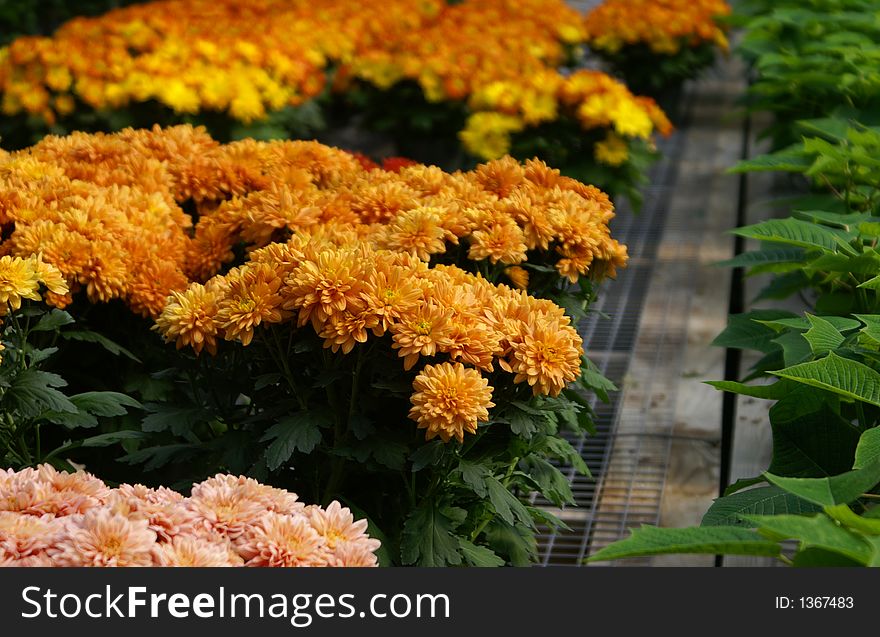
[0,465,380,567]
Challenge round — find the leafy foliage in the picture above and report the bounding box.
[0,305,143,470]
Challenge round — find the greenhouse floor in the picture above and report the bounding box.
[538,53,754,566]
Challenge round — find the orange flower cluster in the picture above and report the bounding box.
[0,126,627,319]
[0,0,443,125]
[0,465,380,567]
[342,0,585,102]
[156,240,585,443]
[584,0,731,56]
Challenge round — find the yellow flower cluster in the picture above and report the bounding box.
[0,0,666,166]
[0,126,626,321]
[461,69,674,161]
[0,0,442,124]
[156,239,584,443]
[0,0,582,126]
[584,0,731,56]
[0,254,68,316]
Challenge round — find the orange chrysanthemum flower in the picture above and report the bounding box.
[409,362,495,443]
[391,302,454,371]
[215,263,286,346]
[154,283,221,355]
[509,320,582,397]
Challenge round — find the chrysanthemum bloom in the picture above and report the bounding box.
[155,283,221,355]
[237,513,328,567]
[361,264,423,333]
[509,320,582,397]
[0,512,60,563]
[51,509,157,567]
[474,157,525,197]
[391,302,455,371]
[185,483,268,541]
[283,247,366,331]
[468,220,528,265]
[329,542,380,567]
[306,501,380,554]
[409,362,495,443]
[193,474,304,517]
[380,206,448,262]
[505,266,529,290]
[32,254,69,296]
[0,255,41,314]
[152,534,243,567]
[7,464,110,517]
[215,263,285,345]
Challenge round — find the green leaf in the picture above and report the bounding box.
[768,403,861,478]
[523,456,574,507]
[142,405,208,436]
[712,310,796,353]
[732,218,849,253]
[772,330,812,367]
[802,314,845,355]
[118,443,201,471]
[856,314,880,343]
[27,347,58,365]
[854,427,880,470]
[458,538,505,567]
[370,440,408,471]
[261,411,329,471]
[701,487,822,527]
[3,368,75,418]
[764,457,880,507]
[585,526,781,562]
[538,434,590,477]
[761,316,862,332]
[705,380,787,400]
[60,329,141,362]
[400,501,463,567]
[80,430,149,447]
[31,309,74,332]
[458,460,490,498]
[715,248,805,269]
[746,514,873,564]
[71,392,142,417]
[772,352,880,407]
[791,548,863,567]
[729,147,811,173]
[857,275,880,290]
[723,475,767,497]
[483,519,537,566]
[409,440,445,472]
[44,409,98,429]
[485,475,533,528]
[824,504,880,536]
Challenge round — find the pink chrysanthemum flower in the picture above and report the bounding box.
[307,501,379,551]
[237,513,328,567]
[194,474,304,516]
[106,493,196,543]
[152,534,243,567]
[0,511,61,563]
[331,542,380,567]
[51,509,157,567]
[185,483,267,540]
